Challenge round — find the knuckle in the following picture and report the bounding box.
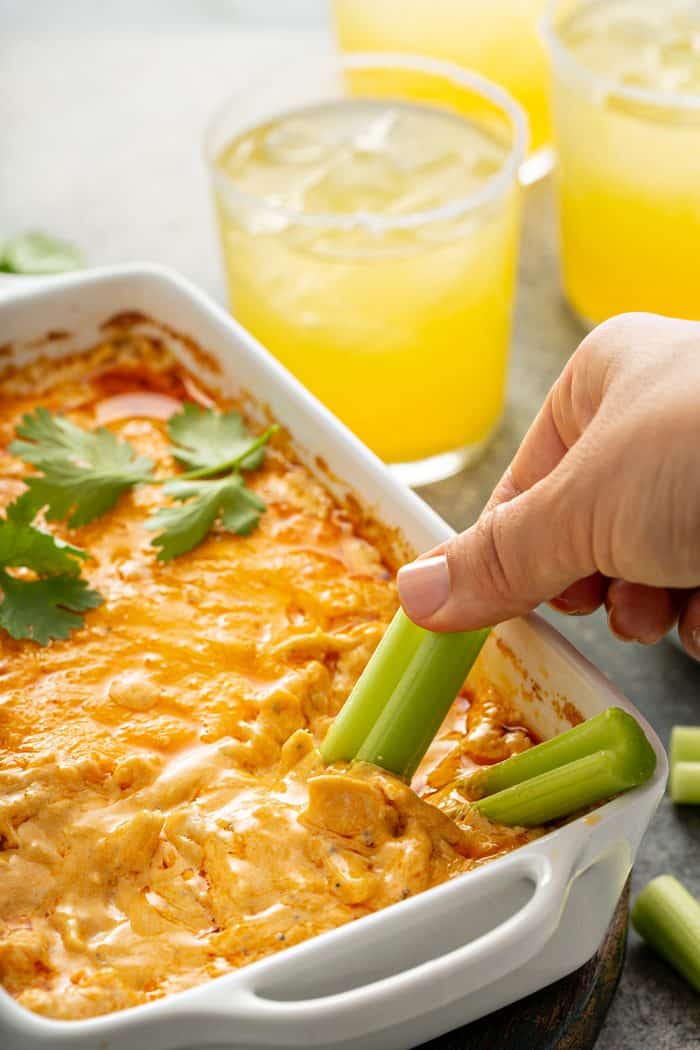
[586,312,653,346]
[569,315,644,419]
[580,312,664,383]
[576,319,621,376]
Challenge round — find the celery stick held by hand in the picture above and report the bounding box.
[322,613,656,830]
[321,609,490,781]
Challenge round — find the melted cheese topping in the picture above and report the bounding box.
[0,336,540,1020]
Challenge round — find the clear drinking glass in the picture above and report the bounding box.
[544,0,700,325]
[333,0,553,183]
[205,53,527,485]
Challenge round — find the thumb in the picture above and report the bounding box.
[397,464,596,632]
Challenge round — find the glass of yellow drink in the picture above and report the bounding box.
[333,0,552,182]
[544,0,700,325]
[205,53,527,484]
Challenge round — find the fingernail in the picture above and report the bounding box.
[550,596,580,614]
[608,605,633,643]
[691,628,700,655]
[608,605,643,644]
[397,555,450,620]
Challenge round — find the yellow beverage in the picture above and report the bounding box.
[207,58,525,479]
[546,0,700,323]
[333,0,552,159]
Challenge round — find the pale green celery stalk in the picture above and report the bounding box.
[670,761,700,804]
[469,707,656,827]
[353,625,491,781]
[631,875,700,993]
[475,750,633,826]
[321,609,490,779]
[670,725,700,765]
[467,707,655,799]
[321,610,425,765]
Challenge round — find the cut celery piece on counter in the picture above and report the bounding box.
[670,761,700,804]
[321,608,490,781]
[632,875,700,993]
[670,725,700,765]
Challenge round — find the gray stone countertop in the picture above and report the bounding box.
[1,3,699,1047]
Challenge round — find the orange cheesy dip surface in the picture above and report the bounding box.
[0,333,541,1020]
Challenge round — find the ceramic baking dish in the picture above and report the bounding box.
[0,266,667,1050]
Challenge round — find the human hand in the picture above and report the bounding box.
[398,313,700,660]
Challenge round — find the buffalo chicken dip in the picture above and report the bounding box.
[0,330,541,1019]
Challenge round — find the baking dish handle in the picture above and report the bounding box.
[200,846,577,1046]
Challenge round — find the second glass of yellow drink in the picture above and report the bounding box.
[544,0,700,325]
[333,0,552,181]
[205,54,527,484]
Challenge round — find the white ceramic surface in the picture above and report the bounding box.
[0,266,667,1050]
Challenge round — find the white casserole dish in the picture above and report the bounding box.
[0,266,667,1050]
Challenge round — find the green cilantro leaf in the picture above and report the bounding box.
[0,507,87,576]
[3,398,277,643]
[9,407,154,527]
[0,573,102,644]
[0,501,102,644]
[147,406,275,559]
[167,403,270,473]
[146,477,266,562]
[4,492,38,525]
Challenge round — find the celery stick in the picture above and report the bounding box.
[632,875,700,993]
[353,626,490,780]
[670,761,700,805]
[670,725,700,765]
[470,709,656,826]
[321,610,425,764]
[466,707,656,801]
[474,749,640,826]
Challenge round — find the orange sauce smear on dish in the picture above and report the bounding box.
[0,335,542,1020]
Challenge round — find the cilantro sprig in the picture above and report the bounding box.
[0,500,102,644]
[5,402,277,642]
[146,406,278,561]
[146,477,266,561]
[9,408,154,527]
[167,403,270,474]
